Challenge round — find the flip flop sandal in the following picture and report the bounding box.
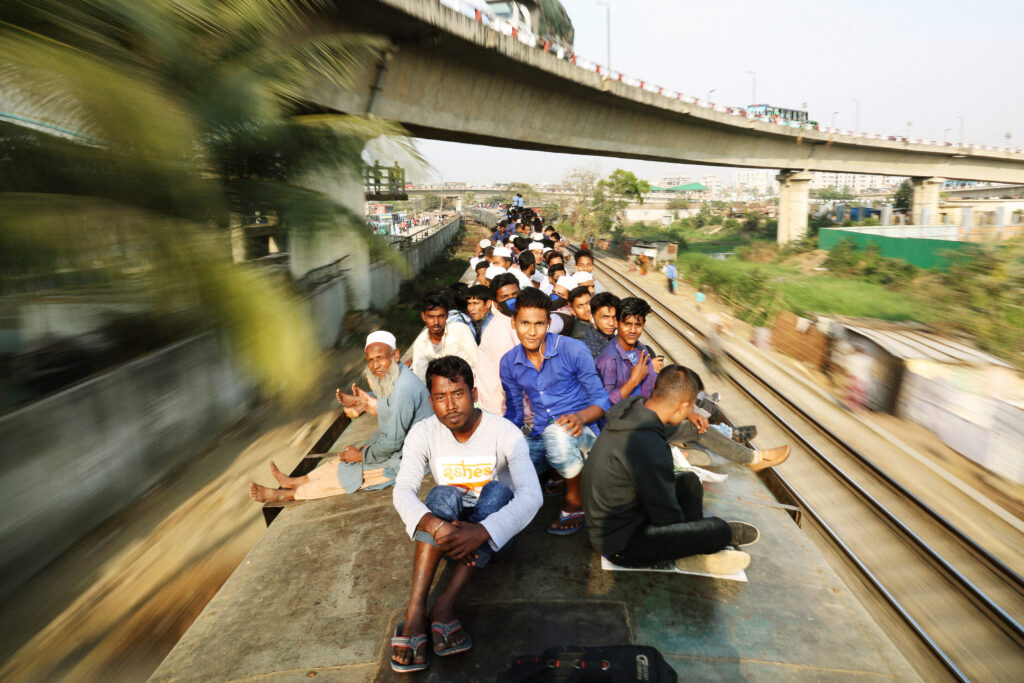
[390,622,430,673]
[547,509,585,536]
[431,619,473,656]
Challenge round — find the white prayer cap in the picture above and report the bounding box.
[365,330,397,350]
[493,246,513,259]
[574,270,595,283]
[478,238,491,248]
[528,241,545,251]
[543,248,553,254]
[555,275,576,290]
[530,232,545,240]
[531,271,545,283]
[484,266,507,280]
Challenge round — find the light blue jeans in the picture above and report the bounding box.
[526,423,598,479]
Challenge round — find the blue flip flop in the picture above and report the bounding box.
[391,622,430,673]
[547,509,585,536]
[431,619,473,656]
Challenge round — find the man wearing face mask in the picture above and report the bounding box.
[248,331,432,502]
[475,273,522,415]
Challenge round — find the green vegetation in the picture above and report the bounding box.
[674,252,930,326]
[926,239,1024,368]
[892,180,912,210]
[1,0,418,404]
[422,193,442,211]
[599,169,651,204]
[811,186,856,200]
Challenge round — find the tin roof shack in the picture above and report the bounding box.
[832,317,1024,484]
[627,240,678,267]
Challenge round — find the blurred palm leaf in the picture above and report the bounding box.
[0,0,419,404]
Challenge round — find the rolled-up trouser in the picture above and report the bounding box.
[669,420,755,464]
[412,481,514,568]
[525,423,597,478]
[611,472,731,566]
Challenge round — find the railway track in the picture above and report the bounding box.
[585,252,1024,681]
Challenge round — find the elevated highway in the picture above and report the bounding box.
[309,0,1024,241]
[315,0,1024,185]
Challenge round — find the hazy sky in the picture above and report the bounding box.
[387,0,1023,186]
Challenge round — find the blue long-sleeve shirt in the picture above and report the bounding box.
[594,337,658,405]
[499,333,611,437]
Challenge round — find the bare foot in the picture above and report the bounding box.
[248,483,295,503]
[270,461,298,488]
[393,614,428,667]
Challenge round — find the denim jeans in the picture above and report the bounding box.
[412,481,514,568]
[525,423,597,478]
[670,420,755,464]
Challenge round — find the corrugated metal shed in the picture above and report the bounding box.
[833,316,1011,368]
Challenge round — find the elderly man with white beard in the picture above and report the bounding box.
[249,331,433,503]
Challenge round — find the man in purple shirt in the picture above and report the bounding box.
[594,297,663,404]
[500,287,611,536]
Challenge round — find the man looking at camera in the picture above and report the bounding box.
[390,356,541,673]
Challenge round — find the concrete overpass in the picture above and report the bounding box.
[308,0,1024,241]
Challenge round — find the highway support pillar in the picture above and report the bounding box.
[776,171,814,243]
[910,177,944,226]
[881,205,893,226]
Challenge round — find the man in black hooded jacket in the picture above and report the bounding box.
[581,365,759,575]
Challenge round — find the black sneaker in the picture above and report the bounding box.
[727,520,760,547]
[731,425,757,443]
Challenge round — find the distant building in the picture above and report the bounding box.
[702,174,723,197]
[734,169,778,196]
[809,172,902,193]
[661,175,692,188]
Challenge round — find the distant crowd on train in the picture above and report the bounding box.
[249,198,791,674]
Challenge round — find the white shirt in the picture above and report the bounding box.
[410,323,478,384]
[393,412,542,550]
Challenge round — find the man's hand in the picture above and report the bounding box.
[652,355,666,373]
[555,412,584,437]
[338,445,364,463]
[629,350,651,383]
[436,520,490,562]
[686,412,709,434]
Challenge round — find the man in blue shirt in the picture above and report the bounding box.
[594,297,661,405]
[665,261,678,294]
[500,287,610,536]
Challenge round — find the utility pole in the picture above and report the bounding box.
[745,70,757,104]
[707,89,716,103]
[831,111,839,128]
[597,1,611,72]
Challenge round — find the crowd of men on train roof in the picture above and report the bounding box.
[248,200,791,674]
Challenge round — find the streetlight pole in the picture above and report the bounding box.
[707,88,716,103]
[745,70,756,104]
[943,128,951,143]
[597,1,611,72]
[831,111,839,128]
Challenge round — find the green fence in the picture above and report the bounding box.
[818,229,972,269]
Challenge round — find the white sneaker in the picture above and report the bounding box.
[675,549,751,575]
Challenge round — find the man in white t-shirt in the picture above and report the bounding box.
[389,355,542,673]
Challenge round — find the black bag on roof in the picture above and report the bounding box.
[497,645,677,682]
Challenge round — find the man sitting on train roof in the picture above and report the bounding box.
[594,297,664,405]
[409,289,477,385]
[579,291,621,359]
[390,356,542,673]
[572,249,605,294]
[582,365,760,576]
[499,286,610,536]
[248,331,432,503]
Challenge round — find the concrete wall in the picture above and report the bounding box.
[0,334,252,601]
[367,217,462,306]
